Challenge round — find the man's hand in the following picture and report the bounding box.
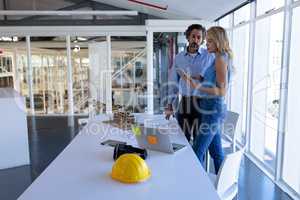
[165,104,174,120]
[191,75,203,82]
[181,73,200,89]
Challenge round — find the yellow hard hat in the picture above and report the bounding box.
[111,153,151,183]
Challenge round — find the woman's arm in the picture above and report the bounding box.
[182,56,228,96]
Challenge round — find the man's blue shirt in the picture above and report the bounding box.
[167,47,215,105]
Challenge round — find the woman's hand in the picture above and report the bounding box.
[181,73,201,89]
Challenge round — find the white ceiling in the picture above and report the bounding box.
[0,0,247,22]
[93,0,247,21]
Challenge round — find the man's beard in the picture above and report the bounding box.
[190,42,199,49]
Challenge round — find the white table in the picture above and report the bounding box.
[18,114,220,200]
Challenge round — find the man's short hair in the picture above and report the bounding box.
[185,24,206,41]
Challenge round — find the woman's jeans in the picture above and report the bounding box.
[193,98,226,174]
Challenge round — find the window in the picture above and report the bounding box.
[257,0,284,16]
[282,6,300,194]
[234,4,251,25]
[231,25,250,145]
[250,12,284,172]
[219,15,231,29]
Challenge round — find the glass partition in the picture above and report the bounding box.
[152,32,186,114]
[111,36,147,113]
[0,37,20,88]
[26,37,68,114]
[69,36,103,115]
[0,37,28,108]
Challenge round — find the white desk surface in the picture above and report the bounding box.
[18,114,220,200]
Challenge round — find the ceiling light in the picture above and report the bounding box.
[73,45,80,53]
[12,37,18,42]
[77,37,88,41]
[0,37,13,42]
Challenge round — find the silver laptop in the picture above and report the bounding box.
[135,126,186,154]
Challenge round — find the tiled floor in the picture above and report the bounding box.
[0,116,293,200]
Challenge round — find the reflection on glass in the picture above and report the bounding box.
[251,13,284,172]
[282,6,300,194]
[231,25,249,145]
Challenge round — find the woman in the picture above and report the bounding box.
[182,26,233,174]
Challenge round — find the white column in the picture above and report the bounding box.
[80,56,84,111]
[12,48,20,92]
[106,35,112,114]
[47,57,53,113]
[120,55,123,106]
[66,35,74,116]
[26,36,35,115]
[40,55,46,114]
[133,58,136,108]
[146,31,154,114]
[275,0,293,181]
[228,13,234,110]
[245,2,256,152]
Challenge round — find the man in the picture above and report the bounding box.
[165,24,214,142]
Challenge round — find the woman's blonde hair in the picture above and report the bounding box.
[207,26,233,59]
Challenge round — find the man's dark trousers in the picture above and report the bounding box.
[176,96,202,142]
